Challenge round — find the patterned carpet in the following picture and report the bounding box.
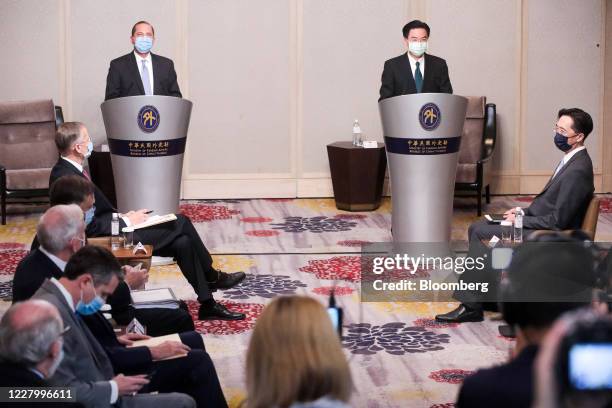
[1,195,611,407]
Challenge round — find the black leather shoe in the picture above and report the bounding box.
[209,271,246,291]
[435,304,484,323]
[198,302,245,321]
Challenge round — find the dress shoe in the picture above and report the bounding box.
[435,304,484,323]
[198,302,245,321]
[209,271,246,291]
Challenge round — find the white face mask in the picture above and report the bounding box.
[408,41,428,57]
[47,346,64,377]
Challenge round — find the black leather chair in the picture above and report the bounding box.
[454,96,497,216]
[0,100,64,224]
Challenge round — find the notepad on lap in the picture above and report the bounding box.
[127,333,187,360]
[127,213,177,231]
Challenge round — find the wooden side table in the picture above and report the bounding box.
[87,237,153,271]
[326,141,387,211]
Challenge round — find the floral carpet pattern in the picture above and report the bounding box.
[1,195,611,407]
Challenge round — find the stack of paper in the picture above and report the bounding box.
[131,287,180,309]
[129,213,177,231]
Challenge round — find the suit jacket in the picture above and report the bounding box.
[105,52,182,101]
[32,280,115,408]
[12,249,63,303]
[457,345,538,408]
[50,158,117,237]
[379,53,452,101]
[523,149,594,230]
[0,362,83,407]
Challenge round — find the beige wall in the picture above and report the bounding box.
[0,0,609,198]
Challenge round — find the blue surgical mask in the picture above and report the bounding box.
[554,132,573,152]
[84,206,95,226]
[408,41,428,57]
[81,141,93,159]
[76,284,105,316]
[134,36,153,54]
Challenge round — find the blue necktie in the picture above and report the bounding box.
[415,61,423,93]
[141,59,152,95]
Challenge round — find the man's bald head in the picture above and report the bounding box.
[37,204,85,254]
[0,300,64,367]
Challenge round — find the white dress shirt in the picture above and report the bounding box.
[61,156,83,173]
[39,247,67,272]
[134,51,154,95]
[407,52,425,80]
[49,278,118,403]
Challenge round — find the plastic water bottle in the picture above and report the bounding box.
[111,213,121,250]
[352,119,362,147]
[514,207,524,243]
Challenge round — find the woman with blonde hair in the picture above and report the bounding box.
[245,295,353,408]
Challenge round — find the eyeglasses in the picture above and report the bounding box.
[553,124,578,138]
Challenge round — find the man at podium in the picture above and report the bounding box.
[105,20,182,100]
[379,20,453,101]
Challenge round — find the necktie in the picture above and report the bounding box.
[552,159,564,178]
[82,168,91,181]
[141,59,152,95]
[415,61,423,93]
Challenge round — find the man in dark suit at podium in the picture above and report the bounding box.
[436,108,595,323]
[50,122,247,321]
[379,20,452,101]
[105,20,181,100]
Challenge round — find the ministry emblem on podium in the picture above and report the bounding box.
[419,103,441,131]
[137,105,160,133]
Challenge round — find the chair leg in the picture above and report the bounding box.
[485,185,491,204]
[1,191,5,225]
[477,188,483,217]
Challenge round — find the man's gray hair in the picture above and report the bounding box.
[37,204,84,254]
[55,122,86,155]
[0,300,63,367]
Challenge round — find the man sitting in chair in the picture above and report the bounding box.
[50,122,246,321]
[436,108,595,323]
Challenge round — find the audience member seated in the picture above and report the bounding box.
[456,233,597,408]
[70,247,227,407]
[0,299,66,385]
[32,246,196,408]
[51,121,246,321]
[437,108,595,324]
[0,299,83,408]
[13,204,86,303]
[46,175,195,336]
[245,295,353,408]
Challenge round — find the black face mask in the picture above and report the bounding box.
[553,132,579,152]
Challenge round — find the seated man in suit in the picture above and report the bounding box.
[457,235,596,408]
[32,246,196,408]
[0,299,82,408]
[13,204,87,303]
[105,20,181,100]
[0,299,66,385]
[437,108,595,323]
[379,20,452,101]
[45,176,195,336]
[51,121,245,321]
[69,247,227,408]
